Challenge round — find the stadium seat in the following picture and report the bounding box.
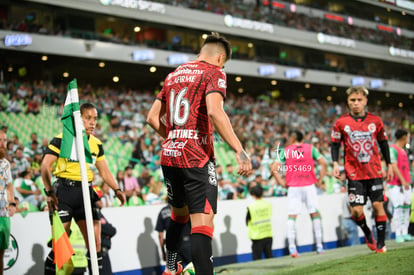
[128,195,145,206]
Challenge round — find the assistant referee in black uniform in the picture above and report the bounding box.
[41,103,126,274]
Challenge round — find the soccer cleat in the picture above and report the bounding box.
[395,235,405,243]
[403,234,414,242]
[289,246,299,258]
[316,245,324,255]
[182,262,195,275]
[376,246,387,254]
[162,262,183,275]
[365,232,377,251]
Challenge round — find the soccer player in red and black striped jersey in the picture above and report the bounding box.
[147,32,251,275]
[331,86,393,254]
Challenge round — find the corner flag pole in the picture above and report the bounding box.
[72,98,99,275]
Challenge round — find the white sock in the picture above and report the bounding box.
[312,216,323,247]
[287,218,296,249]
[402,207,410,235]
[393,208,403,237]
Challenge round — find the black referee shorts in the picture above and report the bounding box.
[53,178,100,223]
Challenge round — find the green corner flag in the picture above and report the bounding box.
[59,79,93,163]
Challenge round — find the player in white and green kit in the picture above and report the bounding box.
[387,129,413,243]
[0,130,16,274]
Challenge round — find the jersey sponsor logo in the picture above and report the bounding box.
[207,161,217,186]
[344,126,374,164]
[169,67,203,78]
[218,78,226,89]
[4,234,18,270]
[371,184,383,191]
[163,149,182,157]
[163,140,188,150]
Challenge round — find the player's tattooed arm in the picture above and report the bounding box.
[235,150,252,176]
[239,150,250,163]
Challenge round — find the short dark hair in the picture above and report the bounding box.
[203,32,231,61]
[289,130,304,142]
[395,129,408,140]
[20,171,30,178]
[249,185,263,198]
[80,103,96,114]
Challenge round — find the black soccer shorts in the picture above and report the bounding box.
[347,178,384,207]
[162,160,218,214]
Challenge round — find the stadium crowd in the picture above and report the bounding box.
[2,1,412,50]
[1,79,414,212]
[159,0,413,50]
[1,0,413,83]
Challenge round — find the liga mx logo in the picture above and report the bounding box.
[4,234,18,270]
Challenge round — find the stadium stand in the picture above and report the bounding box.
[158,0,414,50]
[1,79,413,211]
[1,1,413,82]
[0,0,413,211]
[1,3,413,275]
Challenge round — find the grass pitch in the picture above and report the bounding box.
[215,241,414,274]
